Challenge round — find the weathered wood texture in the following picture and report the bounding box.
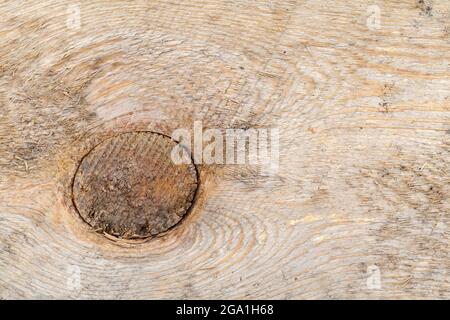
[72,132,198,240]
[0,0,449,299]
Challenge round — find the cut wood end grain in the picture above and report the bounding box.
[72,131,198,240]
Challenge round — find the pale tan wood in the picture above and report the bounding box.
[0,0,449,299]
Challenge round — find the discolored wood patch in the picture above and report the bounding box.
[72,132,198,240]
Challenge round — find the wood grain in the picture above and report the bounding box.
[72,131,198,240]
[0,0,449,299]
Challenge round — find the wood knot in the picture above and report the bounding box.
[72,132,198,240]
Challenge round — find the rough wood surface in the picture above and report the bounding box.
[0,0,449,299]
[72,132,198,240]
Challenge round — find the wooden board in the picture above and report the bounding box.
[0,0,449,299]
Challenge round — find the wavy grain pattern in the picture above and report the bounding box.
[0,0,449,299]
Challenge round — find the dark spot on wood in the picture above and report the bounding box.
[379,101,390,113]
[72,132,198,240]
[416,0,433,16]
